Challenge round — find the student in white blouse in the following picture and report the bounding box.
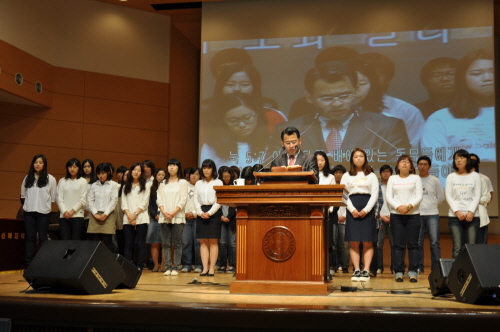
[446,150,482,258]
[87,163,118,252]
[57,158,88,240]
[121,163,151,270]
[385,155,423,282]
[194,159,223,277]
[158,159,188,276]
[20,154,57,267]
[340,148,379,282]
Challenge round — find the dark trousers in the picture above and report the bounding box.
[390,213,421,273]
[23,211,51,266]
[59,217,85,240]
[88,233,115,253]
[123,224,148,269]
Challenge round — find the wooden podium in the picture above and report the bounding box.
[214,171,346,295]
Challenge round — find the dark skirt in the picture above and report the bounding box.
[345,194,377,242]
[196,205,222,239]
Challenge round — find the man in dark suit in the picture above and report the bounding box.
[273,61,410,165]
[270,126,319,183]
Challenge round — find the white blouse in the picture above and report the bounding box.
[157,179,188,224]
[340,171,379,213]
[194,178,223,216]
[88,180,118,216]
[57,177,88,218]
[121,182,152,225]
[21,175,57,214]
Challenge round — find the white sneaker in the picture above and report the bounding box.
[359,270,370,282]
[376,269,382,274]
[171,270,178,276]
[329,269,335,276]
[163,270,171,276]
[351,270,361,281]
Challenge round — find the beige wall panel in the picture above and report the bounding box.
[84,98,168,132]
[83,124,168,157]
[84,72,169,107]
[0,143,83,175]
[0,115,83,149]
[52,67,85,96]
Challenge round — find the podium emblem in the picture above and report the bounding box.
[262,226,296,262]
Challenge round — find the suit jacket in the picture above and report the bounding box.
[272,110,410,164]
[270,150,319,183]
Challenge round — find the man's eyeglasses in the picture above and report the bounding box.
[317,94,355,104]
[430,71,455,80]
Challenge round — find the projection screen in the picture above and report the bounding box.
[199,0,497,215]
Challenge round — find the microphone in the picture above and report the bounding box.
[260,146,285,171]
[355,111,398,150]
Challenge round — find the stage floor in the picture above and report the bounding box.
[1,267,500,331]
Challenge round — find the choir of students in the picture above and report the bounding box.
[20,149,491,284]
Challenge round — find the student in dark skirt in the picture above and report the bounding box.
[340,148,379,282]
[194,159,223,276]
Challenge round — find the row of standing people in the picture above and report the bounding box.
[322,148,492,283]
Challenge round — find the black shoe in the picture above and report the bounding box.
[218,266,226,273]
[342,268,349,273]
[207,273,215,277]
[200,272,208,276]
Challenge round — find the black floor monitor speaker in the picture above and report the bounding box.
[428,258,455,297]
[114,254,142,289]
[23,240,125,295]
[447,244,500,305]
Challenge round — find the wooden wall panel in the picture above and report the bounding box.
[0,115,83,149]
[0,143,83,174]
[52,67,85,96]
[0,40,170,219]
[81,150,168,175]
[168,22,200,168]
[82,124,168,157]
[0,40,54,107]
[84,98,168,132]
[84,72,169,107]
[0,40,54,92]
[0,95,84,123]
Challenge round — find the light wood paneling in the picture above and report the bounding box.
[84,72,169,107]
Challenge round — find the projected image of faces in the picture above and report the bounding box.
[200,27,494,186]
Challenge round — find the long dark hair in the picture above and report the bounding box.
[348,148,373,176]
[314,151,332,177]
[166,159,183,182]
[82,159,97,184]
[205,93,268,159]
[64,158,82,179]
[449,49,494,119]
[24,154,49,189]
[152,168,166,192]
[123,163,146,195]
